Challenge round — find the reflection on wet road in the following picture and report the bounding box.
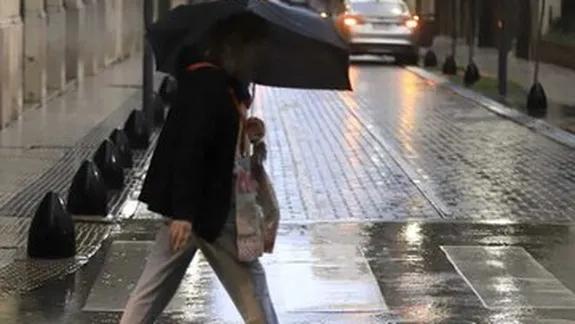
[363,222,575,323]
[343,65,575,222]
[255,78,442,222]
[254,63,575,223]
[5,221,575,323]
[82,223,388,321]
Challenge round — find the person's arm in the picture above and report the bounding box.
[171,75,233,223]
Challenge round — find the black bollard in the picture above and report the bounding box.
[463,61,481,86]
[93,140,124,190]
[527,82,548,117]
[123,109,151,150]
[67,160,108,215]
[158,75,177,104]
[423,50,438,68]
[28,191,76,259]
[152,93,166,127]
[442,55,457,75]
[110,128,134,168]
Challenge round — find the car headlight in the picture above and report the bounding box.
[343,15,364,26]
[405,19,418,29]
[344,17,357,26]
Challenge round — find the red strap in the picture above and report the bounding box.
[185,61,245,121]
[186,62,217,71]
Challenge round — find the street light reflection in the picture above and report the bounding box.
[486,247,506,258]
[486,259,505,269]
[483,218,515,225]
[397,303,444,322]
[396,71,419,156]
[402,222,423,246]
[488,314,525,324]
[493,276,520,293]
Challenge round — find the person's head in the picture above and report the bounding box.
[202,14,267,81]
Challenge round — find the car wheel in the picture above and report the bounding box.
[396,53,419,66]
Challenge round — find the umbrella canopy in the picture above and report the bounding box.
[146,0,351,90]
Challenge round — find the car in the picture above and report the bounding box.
[337,0,420,65]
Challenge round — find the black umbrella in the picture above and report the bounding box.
[146,0,351,90]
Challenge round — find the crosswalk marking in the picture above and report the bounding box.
[82,241,189,313]
[442,245,575,310]
[82,237,388,321]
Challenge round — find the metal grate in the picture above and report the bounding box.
[0,222,113,296]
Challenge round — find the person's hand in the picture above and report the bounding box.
[245,117,266,143]
[169,220,192,251]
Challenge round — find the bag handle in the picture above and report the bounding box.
[186,62,218,71]
[231,93,249,157]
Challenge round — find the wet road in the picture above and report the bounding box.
[346,65,575,222]
[5,220,575,323]
[2,62,575,323]
[258,62,575,223]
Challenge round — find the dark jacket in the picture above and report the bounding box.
[229,77,252,107]
[139,63,240,243]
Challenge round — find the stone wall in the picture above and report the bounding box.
[0,0,185,129]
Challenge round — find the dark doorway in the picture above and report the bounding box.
[560,0,575,32]
[478,0,495,47]
[515,1,532,59]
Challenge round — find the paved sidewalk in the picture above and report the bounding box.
[428,35,575,110]
[0,56,142,208]
[0,55,162,296]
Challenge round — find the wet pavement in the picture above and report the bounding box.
[5,220,575,323]
[0,55,165,298]
[428,36,575,108]
[247,62,575,224]
[428,36,575,134]
[2,61,575,322]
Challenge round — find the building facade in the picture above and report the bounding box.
[0,0,187,130]
[426,0,564,58]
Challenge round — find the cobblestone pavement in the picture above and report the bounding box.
[335,64,575,223]
[252,81,445,222]
[246,63,575,223]
[129,70,447,223]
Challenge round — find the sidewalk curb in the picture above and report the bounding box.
[405,66,575,150]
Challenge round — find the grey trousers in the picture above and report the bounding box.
[119,218,278,324]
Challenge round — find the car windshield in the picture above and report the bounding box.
[348,1,409,16]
